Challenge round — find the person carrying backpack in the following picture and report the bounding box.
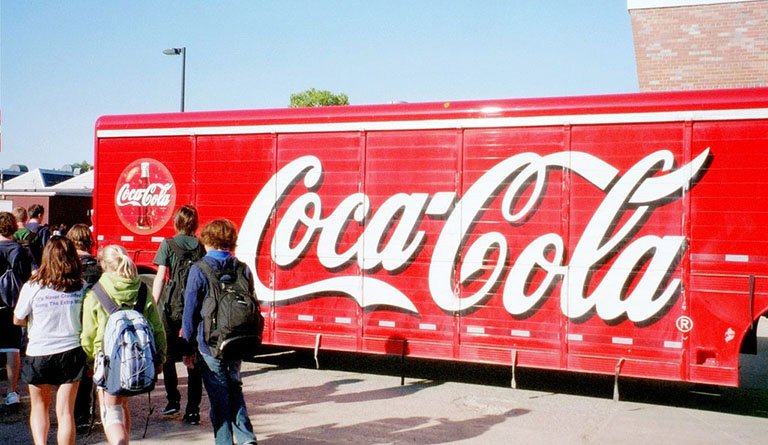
[68,224,103,288]
[12,237,86,445]
[12,207,36,274]
[181,219,259,445]
[0,211,33,407]
[67,223,103,430]
[151,205,205,424]
[12,207,31,243]
[25,204,51,268]
[80,245,166,445]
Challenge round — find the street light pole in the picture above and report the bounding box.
[163,47,186,112]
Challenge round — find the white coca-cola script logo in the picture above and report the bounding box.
[237,149,710,323]
[114,158,176,235]
[116,183,173,208]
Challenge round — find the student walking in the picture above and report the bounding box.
[0,211,33,407]
[12,237,86,445]
[67,224,102,287]
[80,245,166,445]
[182,219,258,445]
[67,224,102,429]
[25,204,50,268]
[152,205,205,424]
[11,207,31,242]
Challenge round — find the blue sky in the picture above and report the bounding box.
[0,1,638,170]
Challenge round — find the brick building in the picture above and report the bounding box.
[628,0,768,91]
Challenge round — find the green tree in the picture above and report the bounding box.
[290,88,349,107]
[72,160,93,172]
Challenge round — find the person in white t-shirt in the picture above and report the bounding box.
[13,237,85,445]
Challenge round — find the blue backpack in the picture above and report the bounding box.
[91,282,157,396]
[0,244,23,309]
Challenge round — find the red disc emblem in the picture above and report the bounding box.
[114,158,176,235]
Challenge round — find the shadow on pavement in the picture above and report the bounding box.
[259,409,529,445]
[248,327,768,419]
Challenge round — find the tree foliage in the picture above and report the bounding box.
[72,161,93,172]
[290,88,349,107]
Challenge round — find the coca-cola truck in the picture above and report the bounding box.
[95,88,768,387]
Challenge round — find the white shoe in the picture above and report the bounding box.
[5,391,20,405]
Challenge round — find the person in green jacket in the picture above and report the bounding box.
[11,206,31,242]
[80,244,166,445]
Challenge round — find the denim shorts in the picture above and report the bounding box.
[22,346,87,385]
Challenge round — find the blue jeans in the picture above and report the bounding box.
[198,353,257,445]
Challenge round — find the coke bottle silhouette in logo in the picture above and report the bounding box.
[115,158,176,235]
[137,162,151,229]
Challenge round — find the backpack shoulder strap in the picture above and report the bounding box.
[196,259,216,282]
[166,237,185,257]
[233,261,248,283]
[134,283,148,314]
[92,283,120,315]
[234,261,257,298]
[92,282,148,314]
[196,260,225,295]
[6,242,21,263]
[38,225,50,243]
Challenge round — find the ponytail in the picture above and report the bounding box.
[98,244,138,279]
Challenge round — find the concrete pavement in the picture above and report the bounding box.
[2,323,767,444]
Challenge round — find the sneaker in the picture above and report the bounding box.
[182,412,200,425]
[5,392,20,405]
[162,401,180,416]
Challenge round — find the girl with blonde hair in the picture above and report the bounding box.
[80,245,166,445]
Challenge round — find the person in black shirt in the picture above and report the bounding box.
[0,212,32,406]
[67,223,102,429]
[152,205,205,425]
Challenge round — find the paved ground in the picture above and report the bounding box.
[2,321,767,444]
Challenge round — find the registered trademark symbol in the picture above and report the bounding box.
[676,316,693,333]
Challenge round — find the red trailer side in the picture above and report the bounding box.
[95,88,768,386]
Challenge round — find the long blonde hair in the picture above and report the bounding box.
[98,244,138,279]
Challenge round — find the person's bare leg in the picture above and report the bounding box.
[99,390,129,445]
[55,382,79,445]
[6,351,20,393]
[28,384,52,445]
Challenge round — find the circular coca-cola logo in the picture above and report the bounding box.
[114,158,176,235]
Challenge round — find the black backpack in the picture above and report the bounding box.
[197,260,264,360]
[161,238,205,325]
[25,224,49,268]
[81,255,103,286]
[0,244,22,309]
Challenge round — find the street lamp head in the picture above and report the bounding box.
[162,47,186,112]
[163,47,184,56]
